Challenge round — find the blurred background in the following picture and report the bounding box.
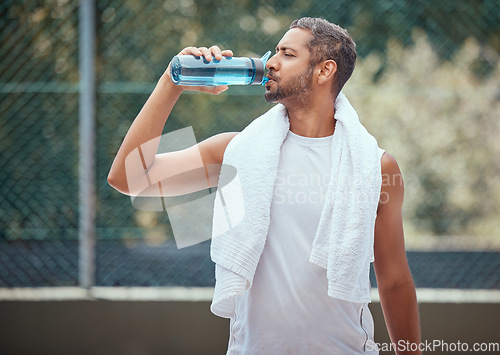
[1,0,499,354]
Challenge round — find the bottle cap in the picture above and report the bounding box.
[251,51,271,85]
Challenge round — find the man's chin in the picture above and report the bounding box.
[264,95,275,103]
[264,91,281,103]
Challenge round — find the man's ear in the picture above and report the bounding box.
[317,60,337,86]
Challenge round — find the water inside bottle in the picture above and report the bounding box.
[174,58,255,85]
[171,51,271,86]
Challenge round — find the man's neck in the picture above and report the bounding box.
[286,101,336,138]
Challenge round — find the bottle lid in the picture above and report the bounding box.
[251,51,271,85]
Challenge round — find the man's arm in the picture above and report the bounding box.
[373,152,421,355]
[107,46,236,196]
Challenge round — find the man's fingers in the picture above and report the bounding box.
[209,45,223,60]
[194,85,228,95]
[197,46,212,61]
[221,49,233,58]
[178,46,233,62]
[179,46,202,56]
[210,47,233,61]
[214,85,229,94]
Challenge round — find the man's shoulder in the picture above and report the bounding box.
[380,151,401,176]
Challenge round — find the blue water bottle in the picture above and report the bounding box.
[170,51,271,86]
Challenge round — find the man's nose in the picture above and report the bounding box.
[266,53,278,71]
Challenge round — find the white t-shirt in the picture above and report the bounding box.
[226,130,384,355]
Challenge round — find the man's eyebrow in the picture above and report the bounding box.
[275,45,297,53]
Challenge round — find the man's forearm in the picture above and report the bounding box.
[379,280,421,354]
[107,74,183,193]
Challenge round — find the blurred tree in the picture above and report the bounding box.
[346,30,500,238]
[1,0,499,241]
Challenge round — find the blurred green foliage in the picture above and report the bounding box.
[345,31,500,239]
[1,0,499,244]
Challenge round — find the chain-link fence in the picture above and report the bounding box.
[1,0,499,289]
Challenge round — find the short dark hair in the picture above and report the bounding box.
[290,17,356,94]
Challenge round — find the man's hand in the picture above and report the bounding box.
[164,45,234,95]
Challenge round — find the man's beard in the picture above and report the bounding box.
[264,66,314,105]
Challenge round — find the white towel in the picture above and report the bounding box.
[210,92,382,318]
